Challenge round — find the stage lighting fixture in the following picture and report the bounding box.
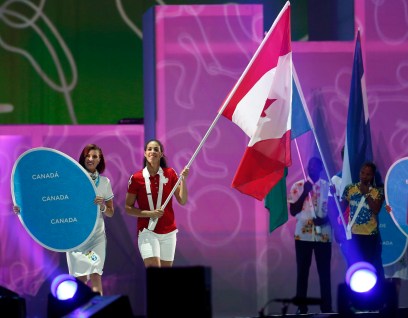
[0,285,26,318]
[51,274,80,301]
[47,274,134,318]
[337,262,398,317]
[346,261,377,293]
[48,274,99,318]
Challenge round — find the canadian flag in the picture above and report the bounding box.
[219,1,292,200]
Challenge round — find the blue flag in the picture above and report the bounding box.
[341,30,373,192]
[340,31,403,266]
[265,68,312,233]
[291,71,312,139]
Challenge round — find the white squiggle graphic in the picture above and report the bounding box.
[379,111,408,156]
[187,185,243,247]
[115,0,168,39]
[177,5,256,75]
[156,60,198,109]
[373,0,408,45]
[223,4,263,60]
[165,121,231,178]
[0,0,78,123]
[177,31,246,78]
[155,5,260,111]
[115,0,142,39]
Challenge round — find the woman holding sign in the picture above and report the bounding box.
[125,139,189,268]
[14,143,114,295]
[66,144,115,295]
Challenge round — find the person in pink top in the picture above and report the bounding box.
[125,139,189,268]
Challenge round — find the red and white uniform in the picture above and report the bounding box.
[127,167,179,234]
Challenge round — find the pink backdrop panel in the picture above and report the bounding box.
[151,2,408,316]
[154,4,267,316]
[0,125,145,317]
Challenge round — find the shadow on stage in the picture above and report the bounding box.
[239,307,408,318]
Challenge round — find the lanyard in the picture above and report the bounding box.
[142,167,165,211]
[346,195,366,234]
[89,171,100,187]
[306,176,318,218]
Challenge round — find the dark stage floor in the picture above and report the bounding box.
[238,307,408,318]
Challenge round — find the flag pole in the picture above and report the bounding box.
[148,112,223,230]
[293,139,318,220]
[294,139,307,180]
[292,65,348,236]
[218,0,290,116]
[148,2,291,230]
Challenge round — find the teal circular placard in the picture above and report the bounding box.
[379,202,408,266]
[11,147,98,252]
[385,157,408,238]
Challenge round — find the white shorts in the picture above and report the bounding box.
[138,228,178,261]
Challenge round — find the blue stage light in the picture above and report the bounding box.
[48,274,97,318]
[47,274,134,317]
[338,262,398,317]
[345,262,377,293]
[51,274,79,301]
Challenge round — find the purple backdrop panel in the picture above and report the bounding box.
[0,134,59,298]
[153,2,408,315]
[0,125,145,317]
[2,2,408,317]
[154,4,265,316]
[364,0,407,42]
